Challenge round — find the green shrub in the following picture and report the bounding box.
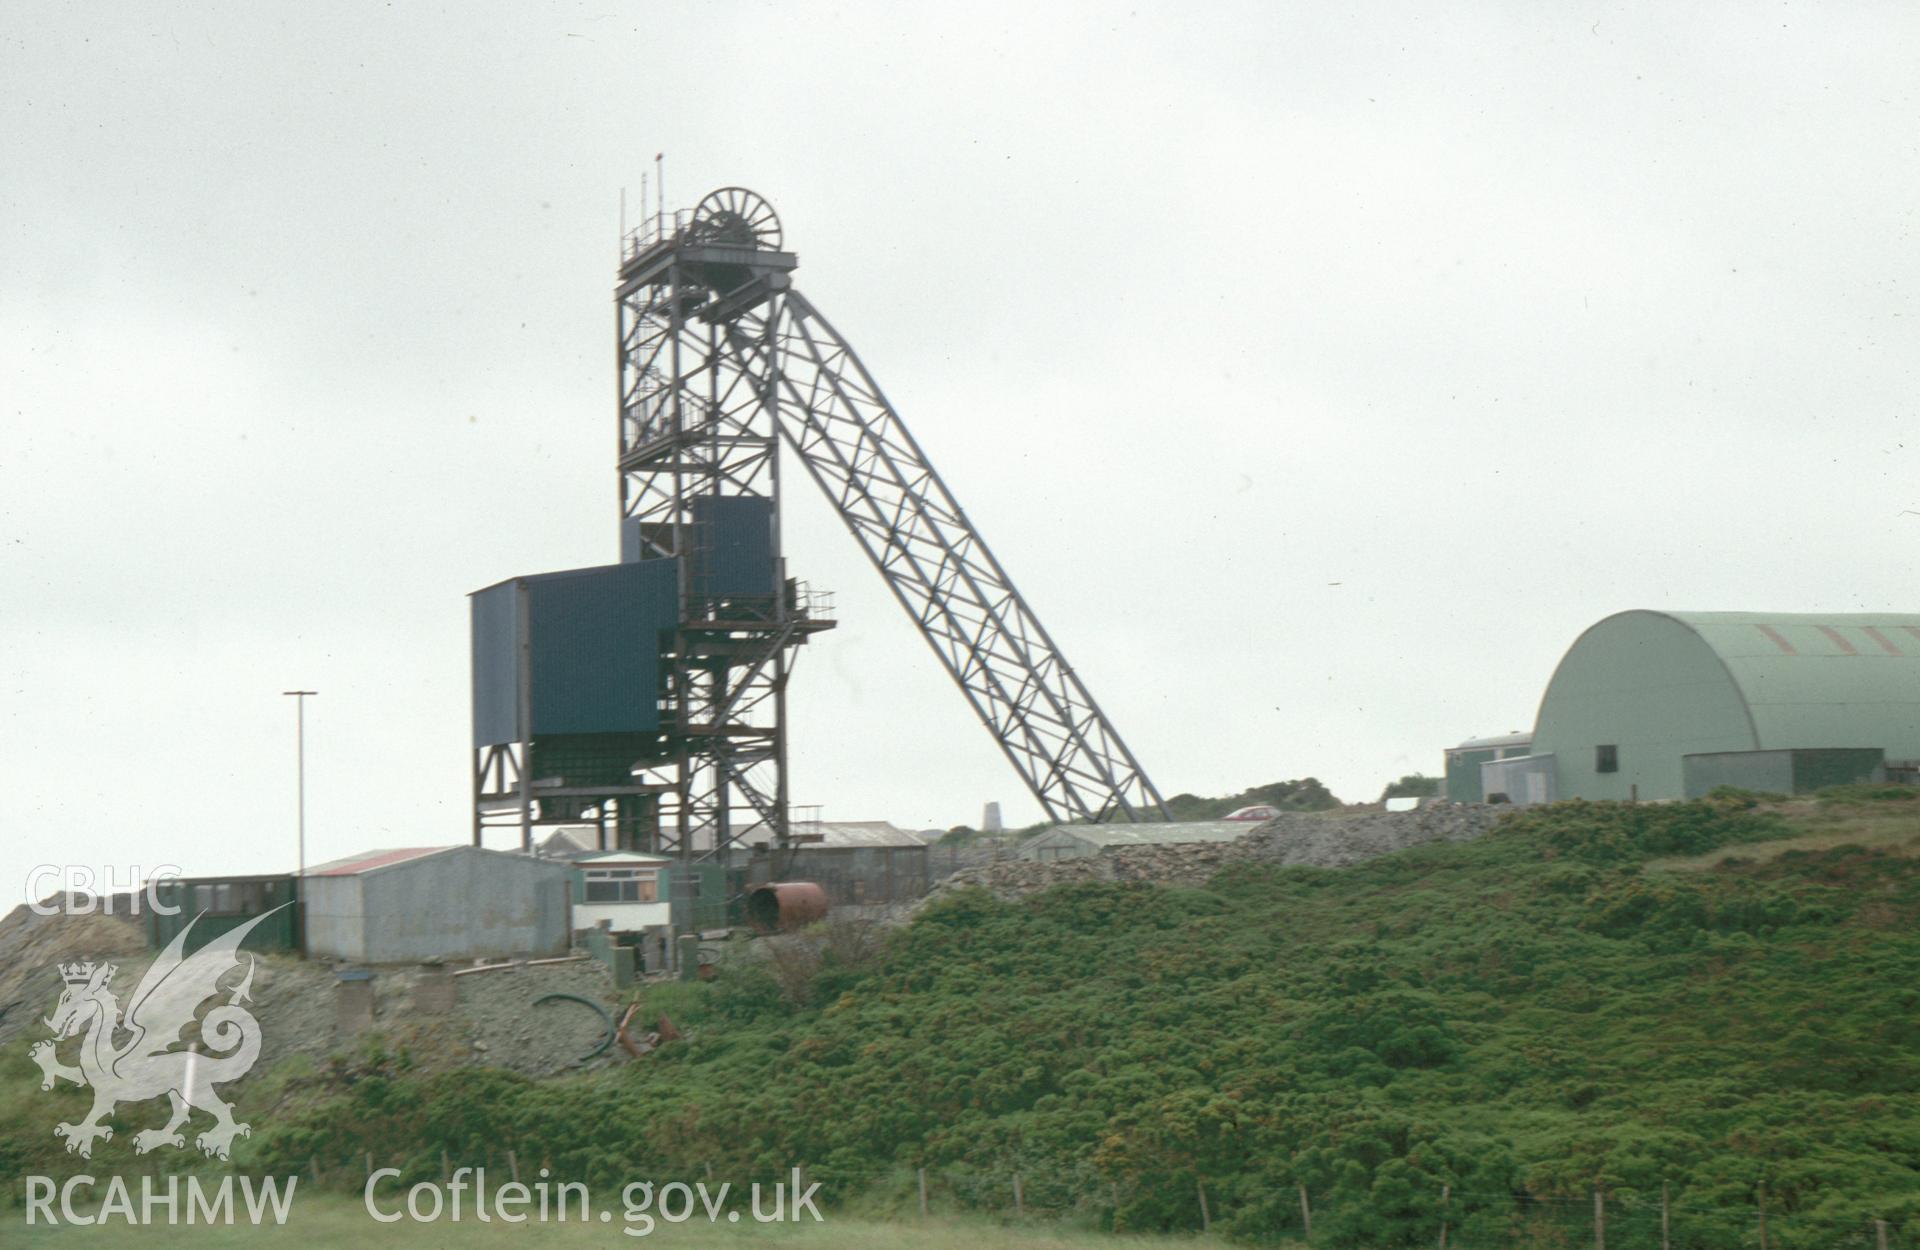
[231,799,1920,1245]
[1815,783,1920,805]
[1495,799,1787,864]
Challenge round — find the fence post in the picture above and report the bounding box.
[1661,1181,1671,1250]
[441,1149,451,1181]
[1198,1178,1211,1232]
[365,1152,373,1179]
[310,1156,325,1186]
[1594,1184,1605,1250]
[508,1148,520,1185]
[1299,1182,1314,1240]
[918,1167,929,1218]
[1439,1183,1451,1250]
[1876,1219,1890,1250]
[1013,1172,1024,1217]
[1757,1181,1770,1250]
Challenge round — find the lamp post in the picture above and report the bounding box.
[282,691,317,878]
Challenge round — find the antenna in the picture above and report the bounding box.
[618,185,626,257]
[655,152,664,235]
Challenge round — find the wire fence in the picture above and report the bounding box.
[25,1145,1903,1250]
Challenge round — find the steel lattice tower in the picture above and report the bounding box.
[624,187,1164,840]
[613,189,834,858]
[477,187,1163,859]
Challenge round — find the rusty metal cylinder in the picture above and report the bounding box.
[746,882,829,933]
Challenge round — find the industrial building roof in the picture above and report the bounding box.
[1029,821,1252,850]
[537,826,608,858]
[1449,731,1532,752]
[571,850,673,866]
[1595,611,1920,758]
[741,820,927,848]
[304,847,458,876]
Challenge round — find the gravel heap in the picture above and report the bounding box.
[923,804,1511,903]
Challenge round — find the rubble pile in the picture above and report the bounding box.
[0,902,621,1077]
[924,804,1510,903]
[1240,803,1508,868]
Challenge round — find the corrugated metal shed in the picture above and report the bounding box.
[1530,610,1920,801]
[1444,731,1533,802]
[734,820,930,907]
[303,845,571,964]
[146,875,300,955]
[1020,821,1250,861]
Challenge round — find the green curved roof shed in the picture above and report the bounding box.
[1529,610,1920,801]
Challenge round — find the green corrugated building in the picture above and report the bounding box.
[1489,610,1920,803]
[1443,732,1533,802]
[146,875,301,954]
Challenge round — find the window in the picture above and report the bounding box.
[1596,744,1619,774]
[584,868,659,904]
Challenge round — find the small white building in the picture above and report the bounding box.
[1019,821,1253,862]
[569,850,673,932]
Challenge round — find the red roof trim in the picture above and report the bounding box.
[1815,625,1860,656]
[1862,626,1904,656]
[307,847,451,877]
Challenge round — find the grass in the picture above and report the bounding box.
[11,1191,1233,1249]
[1651,794,1920,871]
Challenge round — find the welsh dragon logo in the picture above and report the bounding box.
[30,907,284,1160]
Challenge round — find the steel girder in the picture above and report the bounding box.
[617,252,801,859]
[724,290,1168,825]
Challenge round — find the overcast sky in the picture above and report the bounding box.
[4,3,1916,903]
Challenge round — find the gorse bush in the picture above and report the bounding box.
[1494,798,1789,863]
[1816,783,1920,805]
[227,800,1920,1248]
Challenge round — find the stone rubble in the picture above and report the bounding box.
[923,804,1511,903]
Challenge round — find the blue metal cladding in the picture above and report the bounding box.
[471,581,522,747]
[690,494,776,596]
[469,559,680,746]
[527,561,676,735]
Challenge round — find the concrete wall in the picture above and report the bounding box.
[304,849,572,964]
